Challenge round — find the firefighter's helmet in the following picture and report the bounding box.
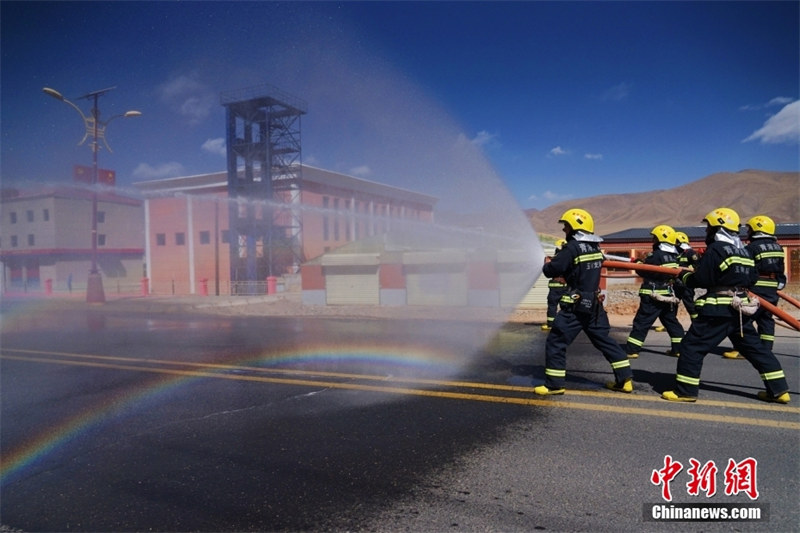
[703,207,740,232]
[558,208,594,233]
[555,239,567,248]
[651,225,676,244]
[675,232,689,245]
[746,215,776,236]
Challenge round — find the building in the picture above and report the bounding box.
[0,186,144,293]
[601,224,799,283]
[300,236,541,309]
[133,165,438,295]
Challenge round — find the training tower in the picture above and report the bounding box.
[220,84,307,292]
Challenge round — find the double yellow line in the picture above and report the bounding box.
[2,348,798,430]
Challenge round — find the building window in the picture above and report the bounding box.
[175,232,185,246]
[97,211,106,223]
[9,212,16,224]
[221,230,230,244]
[43,209,50,221]
[156,233,166,246]
[27,234,35,246]
[11,235,18,247]
[322,197,329,241]
[26,210,34,222]
[98,234,106,246]
[200,230,211,244]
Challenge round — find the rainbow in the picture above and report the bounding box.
[0,341,474,486]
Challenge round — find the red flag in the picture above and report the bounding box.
[73,165,115,186]
[98,168,116,186]
[74,164,92,184]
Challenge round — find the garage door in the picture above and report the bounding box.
[499,269,545,308]
[325,265,380,305]
[321,253,380,305]
[405,264,468,306]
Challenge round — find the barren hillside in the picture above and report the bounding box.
[526,170,799,237]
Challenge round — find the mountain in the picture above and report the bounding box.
[525,170,799,237]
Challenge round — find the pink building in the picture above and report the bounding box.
[134,165,437,295]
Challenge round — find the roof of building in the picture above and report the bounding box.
[601,223,800,244]
[133,165,438,206]
[0,185,142,206]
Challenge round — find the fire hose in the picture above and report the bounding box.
[602,260,800,332]
[778,291,800,310]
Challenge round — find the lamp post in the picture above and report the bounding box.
[43,86,141,303]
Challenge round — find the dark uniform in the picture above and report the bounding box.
[626,226,684,358]
[539,222,633,394]
[724,216,786,358]
[745,231,786,349]
[543,241,568,331]
[663,208,789,403]
[674,235,700,319]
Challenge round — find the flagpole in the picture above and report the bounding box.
[43,86,141,303]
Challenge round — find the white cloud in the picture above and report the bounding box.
[471,130,498,147]
[132,162,186,180]
[742,100,800,144]
[157,74,215,125]
[202,138,226,156]
[584,153,603,160]
[528,190,574,202]
[548,146,568,157]
[601,82,631,102]
[349,165,371,177]
[739,96,794,111]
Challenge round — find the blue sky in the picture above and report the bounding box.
[2,1,798,211]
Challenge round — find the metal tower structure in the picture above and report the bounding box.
[220,84,307,292]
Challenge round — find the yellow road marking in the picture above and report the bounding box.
[2,348,798,430]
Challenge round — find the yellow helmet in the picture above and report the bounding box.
[675,232,689,245]
[746,215,775,236]
[651,224,676,244]
[558,208,594,233]
[555,239,567,248]
[703,207,740,232]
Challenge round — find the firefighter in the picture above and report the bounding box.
[625,225,685,358]
[723,215,787,359]
[542,239,568,331]
[535,208,633,395]
[674,231,700,320]
[662,207,789,404]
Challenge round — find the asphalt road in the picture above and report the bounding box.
[1,299,798,532]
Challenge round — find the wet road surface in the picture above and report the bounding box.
[1,300,798,531]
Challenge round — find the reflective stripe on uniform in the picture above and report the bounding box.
[754,279,779,288]
[719,255,754,271]
[754,250,784,260]
[760,370,785,381]
[611,359,631,370]
[670,336,682,343]
[639,288,674,296]
[545,368,566,378]
[627,336,644,347]
[676,374,700,386]
[573,252,604,265]
[760,333,775,342]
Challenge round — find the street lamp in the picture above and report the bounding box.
[43,86,141,303]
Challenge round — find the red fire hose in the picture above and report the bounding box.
[602,260,800,332]
[778,291,800,310]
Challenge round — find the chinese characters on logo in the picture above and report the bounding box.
[651,455,759,501]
